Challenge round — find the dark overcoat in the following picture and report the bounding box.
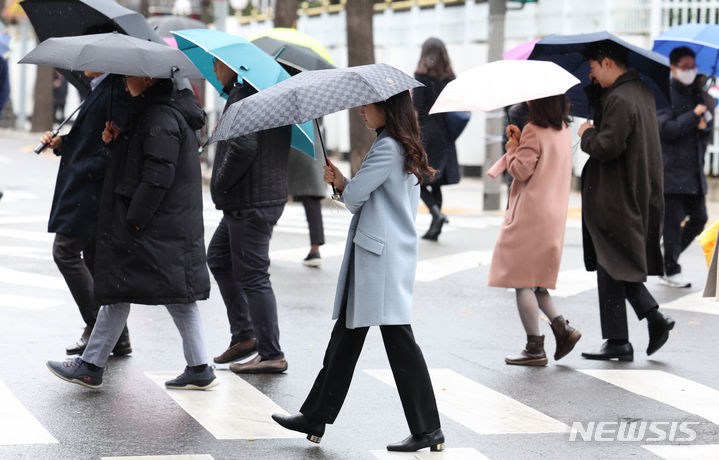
[48,75,129,236]
[580,71,664,282]
[94,82,210,305]
[413,73,459,185]
[657,78,714,195]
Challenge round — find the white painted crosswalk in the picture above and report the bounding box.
[0,379,57,445]
[370,448,490,459]
[643,444,719,460]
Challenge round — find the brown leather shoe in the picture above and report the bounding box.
[213,339,258,364]
[550,315,582,361]
[505,335,548,366]
[229,355,288,374]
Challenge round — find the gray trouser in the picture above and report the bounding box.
[81,302,208,368]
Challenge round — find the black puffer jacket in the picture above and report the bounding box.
[94,81,211,305]
[657,78,714,195]
[211,82,290,210]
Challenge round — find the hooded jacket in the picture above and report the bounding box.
[94,81,211,305]
[210,81,290,210]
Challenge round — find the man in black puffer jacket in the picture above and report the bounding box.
[658,46,714,289]
[207,58,290,373]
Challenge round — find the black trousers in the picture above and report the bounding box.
[597,265,658,340]
[300,255,440,435]
[207,206,285,360]
[420,185,443,210]
[663,193,707,276]
[298,196,325,247]
[52,233,99,327]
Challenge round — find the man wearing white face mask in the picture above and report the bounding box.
[657,46,714,288]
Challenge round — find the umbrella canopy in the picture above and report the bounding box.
[172,28,314,157]
[21,0,164,97]
[529,31,670,118]
[502,39,540,60]
[249,27,334,74]
[429,60,580,114]
[209,63,422,144]
[20,32,203,79]
[147,14,205,38]
[653,23,719,76]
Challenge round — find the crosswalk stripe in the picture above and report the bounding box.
[0,379,57,445]
[0,228,53,243]
[578,370,719,425]
[0,215,48,225]
[270,242,346,262]
[415,251,492,282]
[102,456,215,460]
[365,369,569,434]
[370,448,490,459]
[660,292,719,316]
[0,245,52,260]
[0,267,67,290]
[144,371,304,440]
[553,268,597,298]
[642,444,719,460]
[0,294,64,310]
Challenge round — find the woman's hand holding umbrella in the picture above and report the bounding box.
[40,131,62,150]
[323,159,345,192]
[102,121,120,144]
[505,124,521,150]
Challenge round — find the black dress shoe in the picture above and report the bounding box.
[581,340,633,361]
[112,340,133,356]
[66,325,92,355]
[647,311,675,356]
[387,428,445,452]
[271,413,325,443]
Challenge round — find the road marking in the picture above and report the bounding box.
[643,445,719,460]
[0,267,67,290]
[102,456,214,460]
[415,251,492,282]
[370,448,490,459]
[0,245,52,260]
[144,371,304,440]
[0,215,48,225]
[270,242,346,262]
[365,368,569,434]
[553,268,597,298]
[578,370,719,425]
[0,294,64,310]
[660,291,719,316]
[0,228,53,243]
[0,379,57,445]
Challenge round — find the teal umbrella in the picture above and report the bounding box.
[172,28,314,157]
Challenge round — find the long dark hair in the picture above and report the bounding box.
[375,91,436,184]
[415,37,455,81]
[528,94,572,130]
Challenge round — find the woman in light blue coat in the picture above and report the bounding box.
[272,91,444,453]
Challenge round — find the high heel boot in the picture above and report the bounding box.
[505,335,548,366]
[550,315,581,360]
[422,204,448,241]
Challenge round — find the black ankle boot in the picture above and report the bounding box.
[387,428,445,452]
[271,413,325,443]
[422,205,448,241]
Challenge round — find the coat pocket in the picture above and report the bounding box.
[353,229,385,255]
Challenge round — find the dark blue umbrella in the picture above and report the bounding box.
[653,23,719,76]
[529,31,670,118]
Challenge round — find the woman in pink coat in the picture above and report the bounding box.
[488,94,581,366]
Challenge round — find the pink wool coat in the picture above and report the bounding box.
[488,122,573,289]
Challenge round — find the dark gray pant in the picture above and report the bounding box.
[207,206,285,361]
[663,193,707,276]
[597,265,657,340]
[299,196,325,247]
[52,233,98,327]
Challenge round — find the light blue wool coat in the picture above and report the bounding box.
[333,130,420,328]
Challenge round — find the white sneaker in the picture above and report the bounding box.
[660,273,691,288]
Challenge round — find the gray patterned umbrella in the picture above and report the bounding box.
[209,63,422,144]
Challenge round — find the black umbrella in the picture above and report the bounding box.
[21,0,164,97]
[147,15,206,38]
[251,35,334,75]
[528,31,671,118]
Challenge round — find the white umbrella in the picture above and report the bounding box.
[429,59,580,114]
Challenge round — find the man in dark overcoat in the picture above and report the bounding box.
[577,41,675,361]
[39,71,131,356]
[206,59,290,373]
[657,46,714,288]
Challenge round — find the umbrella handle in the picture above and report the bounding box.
[314,119,339,199]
